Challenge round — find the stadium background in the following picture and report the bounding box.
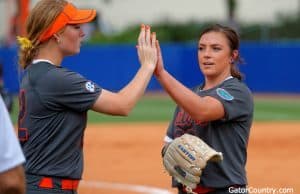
[1,0,300,193]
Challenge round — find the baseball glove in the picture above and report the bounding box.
[162,134,223,190]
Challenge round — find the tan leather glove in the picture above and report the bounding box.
[162,134,223,190]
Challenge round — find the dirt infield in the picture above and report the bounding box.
[78,122,300,194]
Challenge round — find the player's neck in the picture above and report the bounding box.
[35,41,63,67]
[35,48,62,67]
[203,74,232,90]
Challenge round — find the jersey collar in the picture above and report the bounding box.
[199,76,234,91]
[32,59,55,65]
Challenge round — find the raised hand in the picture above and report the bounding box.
[137,24,157,71]
[154,40,165,77]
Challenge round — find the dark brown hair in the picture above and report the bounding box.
[200,24,244,80]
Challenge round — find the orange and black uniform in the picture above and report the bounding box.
[18,60,101,194]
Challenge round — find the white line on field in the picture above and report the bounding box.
[80,180,174,194]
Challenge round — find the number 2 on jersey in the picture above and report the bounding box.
[18,89,28,142]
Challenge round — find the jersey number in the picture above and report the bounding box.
[18,89,28,142]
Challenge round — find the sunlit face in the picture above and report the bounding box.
[58,24,85,56]
[198,31,233,79]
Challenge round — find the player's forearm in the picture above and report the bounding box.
[155,70,211,121]
[118,65,155,115]
[156,69,197,106]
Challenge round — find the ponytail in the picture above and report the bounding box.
[17,36,39,69]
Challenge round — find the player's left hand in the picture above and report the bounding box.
[162,134,223,190]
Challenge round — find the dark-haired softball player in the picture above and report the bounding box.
[155,24,254,194]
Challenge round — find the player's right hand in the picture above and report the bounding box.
[137,24,157,71]
[154,40,165,77]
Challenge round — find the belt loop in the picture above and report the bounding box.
[39,177,53,189]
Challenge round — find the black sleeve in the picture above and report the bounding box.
[207,83,253,121]
[37,68,102,112]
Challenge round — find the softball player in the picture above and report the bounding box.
[154,24,254,194]
[17,0,157,194]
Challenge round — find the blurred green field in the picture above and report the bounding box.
[10,94,300,123]
[253,96,300,121]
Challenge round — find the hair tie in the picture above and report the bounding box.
[16,36,33,50]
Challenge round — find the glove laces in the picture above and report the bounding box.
[186,186,198,194]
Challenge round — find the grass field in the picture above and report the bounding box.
[254,97,300,121]
[10,94,300,123]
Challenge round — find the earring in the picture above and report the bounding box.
[230,58,234,64]
[57,39,61,44]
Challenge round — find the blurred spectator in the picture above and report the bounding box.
[225,0,240,33]
[82,11,113,41]
[5,14,18,47]
[97,12,114,36]
[0,62,14,113]
[82,13,99,41]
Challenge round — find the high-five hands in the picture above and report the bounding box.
[154,40,165,77]
[137,24,158,71]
